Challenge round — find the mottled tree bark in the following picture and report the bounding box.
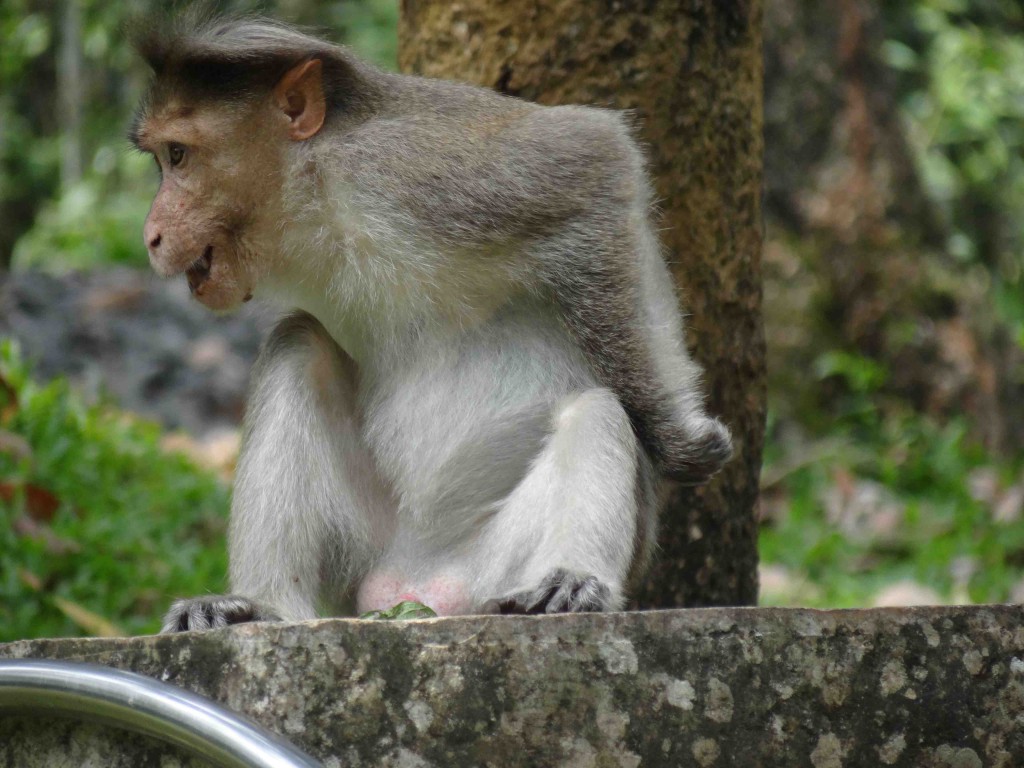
[399,1,765,607]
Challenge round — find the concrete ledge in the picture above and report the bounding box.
[1,606,1023,767]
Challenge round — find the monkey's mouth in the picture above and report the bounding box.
[186,246,214,295]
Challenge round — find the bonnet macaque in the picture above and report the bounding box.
[131,14,732,630]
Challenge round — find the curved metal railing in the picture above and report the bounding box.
[0,659,322,768]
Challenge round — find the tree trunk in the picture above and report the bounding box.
[399,0,765,607]
[58,0,84,190]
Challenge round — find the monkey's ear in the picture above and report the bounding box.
[274,59,326,141]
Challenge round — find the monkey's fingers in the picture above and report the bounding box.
[161,595,280,633]
[497,569,612,615]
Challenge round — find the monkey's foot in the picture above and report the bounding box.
[161,595,280,633]
[497,569,612,614]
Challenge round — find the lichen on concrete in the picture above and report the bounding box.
[2,606,1024,766]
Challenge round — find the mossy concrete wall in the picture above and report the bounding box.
[2,606,1023,766]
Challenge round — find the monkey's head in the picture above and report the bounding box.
[129,15,365,310]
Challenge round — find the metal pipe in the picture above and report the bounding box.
[0,659,323,768]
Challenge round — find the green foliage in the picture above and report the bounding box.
[884,0,1024,332]
[14,156,155,269]
[760,359,1024,608]
[360,601,438,621]
[759,1,1024,609]
[0,341,229,641]
[1,0,398,271]
[322,0,399,71]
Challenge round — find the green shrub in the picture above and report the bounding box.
[0,340,228,641]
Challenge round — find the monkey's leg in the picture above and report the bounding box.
[481,387,655,614]
[162,312,392,633]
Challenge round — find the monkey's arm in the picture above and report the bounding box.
[162,313,392,632]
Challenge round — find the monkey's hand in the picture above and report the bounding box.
[496,569,612,614]
[160,595,281,633]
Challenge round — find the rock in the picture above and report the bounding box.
[0,269,270,437]
[2,605,1023,766]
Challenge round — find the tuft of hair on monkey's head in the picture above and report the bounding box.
[126,7,380,127]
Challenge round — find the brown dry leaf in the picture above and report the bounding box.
[967,467,1000,506]
[758,563,823,606]
[161,429,240,481]
[824,472,904,542]
[0,481,61,522]
[967,469,1024,524]
[12,516,80,555]
[832,466,856,498]
[0,372,17,423]
[994,485,1024,524]
[871,580,944,607]
[17,568,43,591]
[936,318,981,381]
[0,430,32,462]
[52,597,125,637]
[1009,575,1024,603]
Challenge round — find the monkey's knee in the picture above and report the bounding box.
[552,388,635,449]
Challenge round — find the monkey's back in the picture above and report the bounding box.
[332,72,650,251]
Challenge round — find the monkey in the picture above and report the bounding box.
[129,12,732,631]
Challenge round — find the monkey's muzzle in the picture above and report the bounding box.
[186,246,214,295]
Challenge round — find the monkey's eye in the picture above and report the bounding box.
[168,143,186,167]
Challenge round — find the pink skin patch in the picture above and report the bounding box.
[356,571,476,616]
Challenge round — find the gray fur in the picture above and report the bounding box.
[142,16,732,630]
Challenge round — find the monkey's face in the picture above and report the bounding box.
[136,101,284,311]
[134,59,326,310]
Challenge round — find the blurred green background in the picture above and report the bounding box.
[1,0,1023,640]
[0,0,399,641]
[0,0,399,271]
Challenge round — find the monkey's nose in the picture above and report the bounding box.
[144,222,162,250]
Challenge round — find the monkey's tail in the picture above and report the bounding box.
[637,408,733,485]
